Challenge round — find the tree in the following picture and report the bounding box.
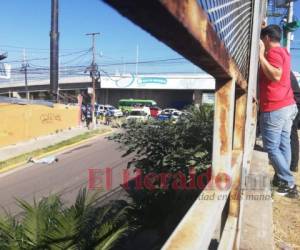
[0,189,130,250]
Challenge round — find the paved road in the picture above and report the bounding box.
[0,134,131,213]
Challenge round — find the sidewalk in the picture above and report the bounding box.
[240,134,300,250]
[0,125,110,162]
[240,149,274,250]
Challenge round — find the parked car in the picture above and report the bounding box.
[126,109,149,122]
[161,108,179,115]
[150,106,161,117]
[95,104,123,117]
[105,105,123,117]
[141,106,151,116]
[157,109,182,121]
[170,111,182,122]
[157,113,172,121]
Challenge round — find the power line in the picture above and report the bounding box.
[2,49,90,64]
[0,44,89,52]
[7,57,188,72]
[60,50,91,65]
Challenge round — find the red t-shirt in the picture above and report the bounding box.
[259,47,295,112]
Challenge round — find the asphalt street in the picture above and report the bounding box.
[0,134,131,213]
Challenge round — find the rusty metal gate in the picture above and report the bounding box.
[103,0,266,249]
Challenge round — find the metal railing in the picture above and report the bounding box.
[198,0,253,79]
[103,0,266,249]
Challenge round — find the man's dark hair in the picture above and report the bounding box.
[261,25,282,42]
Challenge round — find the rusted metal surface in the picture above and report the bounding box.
[219,150,243,249]
[218,216,238,250]
[104,0,266,249]
[212,79,235,181]
[229,150,243,219]
[228,91,247,241]
[233,91,247,150]
[104,0,247,90]
[161,183,231,250]
[162,148,243,250]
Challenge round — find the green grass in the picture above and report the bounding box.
[0,128,111,171]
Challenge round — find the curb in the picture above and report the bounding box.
[0,129,113,174]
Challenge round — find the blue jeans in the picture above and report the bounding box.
[260,104,297,186]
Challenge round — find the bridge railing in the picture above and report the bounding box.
[103,0,266,248]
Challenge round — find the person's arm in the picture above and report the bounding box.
[259,40,282,82]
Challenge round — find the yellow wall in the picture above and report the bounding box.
[0,103,79,147]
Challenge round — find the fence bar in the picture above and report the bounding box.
[218,150,243,250]
[236,0,266,248]
[218,216,238,250]
[162,184,231,250]
[223,91,248,248]
[233,92,247,151]
[211,78,235,243]
[212,78,236,178]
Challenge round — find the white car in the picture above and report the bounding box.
[160,108,182,116]
[161,108,180,115]
[96,104,123,117]
[105,105,123,117]
[171,110,182,119]
[170,111,183,122]
[126,109,149,122]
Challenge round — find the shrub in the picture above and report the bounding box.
[108,105,214,229]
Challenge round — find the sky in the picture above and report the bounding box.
[0,0,198,76]
[0,0,300,77]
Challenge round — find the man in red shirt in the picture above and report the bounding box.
[259,25,298,198]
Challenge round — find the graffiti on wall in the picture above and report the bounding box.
[40,113,62,124]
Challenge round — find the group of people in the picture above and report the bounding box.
[81,104,113,128]
[259,24,299,199]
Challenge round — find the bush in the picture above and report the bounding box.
[110,105,213,182]
[108,105,214,229]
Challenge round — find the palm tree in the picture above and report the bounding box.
[0,189,130,250]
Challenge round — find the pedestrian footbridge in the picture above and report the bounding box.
[103,0,273,249]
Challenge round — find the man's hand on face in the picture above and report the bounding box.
[259,39,265,60]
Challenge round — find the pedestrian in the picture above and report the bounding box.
[259,25,298,198]
[104,109,113,126]
[85,104,92,129]
[290,71,300,172]
[81,104,86,123]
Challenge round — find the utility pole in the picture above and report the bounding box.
[50,0,59,101]
[286,0,294,52]
[86,32,100,127]
[21,49,29,100]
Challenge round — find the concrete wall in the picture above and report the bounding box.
[0,103,79,147]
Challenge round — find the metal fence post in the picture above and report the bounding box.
[212,78,236,178]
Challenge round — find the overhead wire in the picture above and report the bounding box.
[2,49,90,64]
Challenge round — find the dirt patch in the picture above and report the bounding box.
[271,166,300,249]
